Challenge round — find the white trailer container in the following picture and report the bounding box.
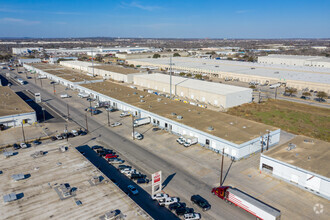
[183,136,198,147]
[227,188,281,220]
[78,92,89,98]
[133,117,150,127]
[269,83,281,89]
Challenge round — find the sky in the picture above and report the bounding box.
[0,0,329,38]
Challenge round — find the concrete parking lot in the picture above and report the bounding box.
[2,66,329,220]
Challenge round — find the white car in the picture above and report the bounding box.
[20,143,27,149]
[152,193,169,201]
[127,185,139,195]
[110,122,122,127]
[120,168,134,174]
[60,94,70,99]
[184,213,201,220]
[71,130,79,136]
[56,134,63,140]
[158,197,179,206]
[132,132,143,140]
[120,111,131,118]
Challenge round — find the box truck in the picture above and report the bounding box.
[133,117,150,127]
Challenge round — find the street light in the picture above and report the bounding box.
[42,107,46,123]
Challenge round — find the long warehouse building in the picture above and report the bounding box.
[127,57,330,93]
[133,73,252,108]
[260,135,330,200]
[24,63,281,160]
[0,86,37,128]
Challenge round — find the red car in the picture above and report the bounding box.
[105,154,118,159]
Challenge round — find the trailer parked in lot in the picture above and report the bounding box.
[133,117,150,127]
[212,186,281,220]
[95,101,110,108]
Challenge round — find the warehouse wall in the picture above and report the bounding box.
[0,112,37,128]
[260,155,330,200]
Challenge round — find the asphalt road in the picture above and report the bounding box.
[3,68,255,220]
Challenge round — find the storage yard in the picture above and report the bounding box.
[127,57,330,93]
[260,135,330,199]
[227,99,330,142]
[0,141,148,220]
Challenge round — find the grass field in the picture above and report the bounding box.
[227,100,330,142]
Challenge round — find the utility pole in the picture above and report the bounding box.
[266,130,270,151]
[107,110,110,127]
[85,114,88,132]
[132,115,135,140]
[261,135,264,153]
[65,124,68,142]
[89,99,92,116]
[220,148,224,186]
[34,72,37,84]
[53,83,56,94]
[275,87,278,99]
[67,103,70,120]
[169,56,172,99]
[21,123,26,143]
[258,89,261,103]
[40,78,43,87]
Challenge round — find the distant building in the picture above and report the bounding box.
[48,57,78,64]
[18,58,41,64]
[12,47,43,55]
[258,55,330,68]
[260,135,330,200]
[0,87,37,128]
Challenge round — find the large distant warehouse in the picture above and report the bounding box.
[133,73,252,108]
[258,55,330,68]
[24,63,281,160]
[0,87,37,128]
[260,136,330,200]
[127,57,330,93]
[60,61,144,83]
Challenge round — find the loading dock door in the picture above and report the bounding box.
[305,174,321,192]
[262,163,273,174]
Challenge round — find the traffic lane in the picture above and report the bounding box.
[76,145,179,220]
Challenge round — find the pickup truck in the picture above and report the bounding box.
[120,111,131,118]
[132,132,143,140]
[158,197,180,206]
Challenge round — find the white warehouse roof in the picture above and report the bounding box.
[135,73,251,95]
[129,57,330,85]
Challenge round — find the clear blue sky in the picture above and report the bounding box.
[0,0,329,38]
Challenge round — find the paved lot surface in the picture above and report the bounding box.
[0,141,149,220]
[1,66,329,220]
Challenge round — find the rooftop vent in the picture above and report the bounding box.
[140,100,145,102]
[208,126,214,131]
[140,95,144,98]
[287,143,296,151]
[304,139,314,144]
[307,156,311,160]
[171,112,177,116]
[230,122,234,125]
[177,115,183,119]
[242,126,246,128]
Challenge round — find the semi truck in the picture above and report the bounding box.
[133,117,150,127]
[212,186,281,220]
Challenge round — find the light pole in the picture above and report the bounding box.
[85,114,88,132]
[266,130,270,151]
[53,83,56,94]
[260,135,264,153]
[107,109,110,127]
[67,103,70,120]
[220,148,224,186]
[42,107,46,123]
[132,115,135,140]
[65,124,68,142]
[21,123,26,143]
[89,99,92,116]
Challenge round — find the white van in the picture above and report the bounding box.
[60,94,70,99]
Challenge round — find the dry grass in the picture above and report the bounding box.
[227,100,330,142]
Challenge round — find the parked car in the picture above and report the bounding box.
[13,143,20,150]
[132,131,143,140]
[152,193,169,201]
[118,165,131,170]
[56,134,63,140]
[20,143,27,149]
[111,122,122,127]
[152,127,160,132]
[33,140,41,145]
[314,98,326,102]
[158,197,180,206]
[92,145,103,150]
[127,185,139,195]
[176,207,194,216]
[120,168,134,174]
[300,96,310,100]
[79,130,87,136]
[71,130,79,136]
[136,178,149,184]
[130,173,146,180]
[120,111,131,118]
[184,213,201,220]
[50,136,57,141]
[191,195,211,211]
[169,202,186,211]
[106,107,116,112]
[105,154,118,159]
[108,158,125,164]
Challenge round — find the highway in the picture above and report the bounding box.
[1,67,256,220]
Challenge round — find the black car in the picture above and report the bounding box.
[92,145,103,150]
[314,98,326,102]
[33,140,41,145]
[130,173,146,180]
[118,165,131,170]
[169,202,186,211]
[80,131,87,136]
[13,143,20,150]
[51,136,57,141]
[175,207,194,216]
[136,178,149,184]
[191,195,211,211]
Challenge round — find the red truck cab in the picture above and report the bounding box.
[211,186,230,200]
[105,154,118,159]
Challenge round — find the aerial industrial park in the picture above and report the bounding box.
[0,1,329,220]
